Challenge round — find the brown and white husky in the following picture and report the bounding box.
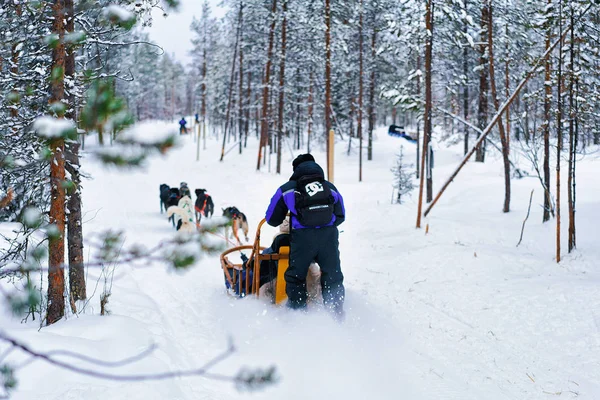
[222,206,249,245]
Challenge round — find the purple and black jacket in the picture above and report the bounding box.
[265,161,345,230]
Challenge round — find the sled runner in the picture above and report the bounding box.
[220,218,289,305]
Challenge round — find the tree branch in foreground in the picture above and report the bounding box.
[0,331,277,396]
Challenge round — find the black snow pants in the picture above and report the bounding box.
[285,226,344,311]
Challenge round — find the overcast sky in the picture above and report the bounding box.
[145,0,227,67]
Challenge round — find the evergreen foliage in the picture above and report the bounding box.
[391,145,415,204]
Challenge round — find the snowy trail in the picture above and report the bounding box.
[3,126,600,399]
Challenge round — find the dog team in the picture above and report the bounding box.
[158,182,249,244]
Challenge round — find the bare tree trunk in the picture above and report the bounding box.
[295,73,301,149]
[347,95,353,155]
[325,0,332,176]
[524,84,530,143]
[543,0,552,223]
[48,0,67,326]
[476,2,489,163]
[257,0,278,170]
[201,51,207,150]
[463,1,469,156]
[504,23,510,147]
[572,51,579,250]
[220,8,241,162]
[268,56,276,157]
[9,4,21,126]
[556,1,563,263]
[65,0,85,307]
[229,88,236,143]
[244,70,251,148]
[425,1,434,203]
[416,0,433,227]
[307,70,313,153]
[350,95,355,139]
[567,3,575,252]
[358,0,364,182]
[416,40,422,179]
[255,106,260,138]
[238,2,244,155]
[276,0,288,174]
[367,18,377,162]
[487,0,510,213]
[65,143,85,306]
[201,4,209,151]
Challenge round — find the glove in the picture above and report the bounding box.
[240,252,248,263]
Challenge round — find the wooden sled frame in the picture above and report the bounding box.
[220,218,289,304]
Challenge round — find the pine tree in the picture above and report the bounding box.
[392,145,415,204]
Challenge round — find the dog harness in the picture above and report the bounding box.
[195,194,210,214]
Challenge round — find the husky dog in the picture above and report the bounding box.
[222,206,249,245]
[159,184,170,214]
[166,187,181,226]
[169,195,195,231]
[180,182,191,198]
[167,206,195,233]
[194,188,214,225]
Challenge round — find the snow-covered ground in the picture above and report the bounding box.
[2,123,599,399]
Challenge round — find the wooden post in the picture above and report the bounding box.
[192,117,196,143]
[196,123,201,161]
[328,129,335,183]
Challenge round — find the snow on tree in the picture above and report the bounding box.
[391,145,415,204]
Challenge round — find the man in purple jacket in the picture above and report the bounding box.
[265,154,345,316]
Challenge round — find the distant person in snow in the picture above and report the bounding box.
[194,113,199,124]
[179,117,188,134]
[265,154,346,318]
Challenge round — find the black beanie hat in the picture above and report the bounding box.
[292,154,315,171]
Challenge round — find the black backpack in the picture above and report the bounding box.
[294,174,334,227]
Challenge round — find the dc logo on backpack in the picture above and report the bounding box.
[305,181,324,196]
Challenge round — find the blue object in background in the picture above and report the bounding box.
[388,124,416,143]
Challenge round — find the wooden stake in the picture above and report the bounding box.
[196,123,201,161]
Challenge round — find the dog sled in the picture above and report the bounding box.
[220,218,289,305]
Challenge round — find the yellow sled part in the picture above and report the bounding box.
[220,218,289,304]
[275,246,289,305]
